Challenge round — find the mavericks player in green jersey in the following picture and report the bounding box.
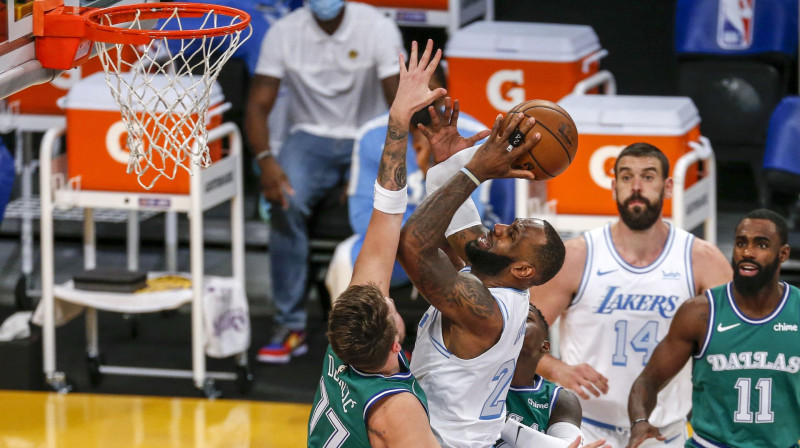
[307,40,444,448]
[498,305,605,448]
[628,209,800,448]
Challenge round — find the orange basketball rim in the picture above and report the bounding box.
[33,0,251,70]
[31,0,252,190]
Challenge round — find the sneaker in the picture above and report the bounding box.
[257,327,308,363]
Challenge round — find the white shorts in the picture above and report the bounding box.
[581,418,687,448]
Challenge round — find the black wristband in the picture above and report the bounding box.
[631,418,648,427]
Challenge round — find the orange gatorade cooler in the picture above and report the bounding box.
[6,48,137,115]
[446,20,606,127]
[550,94,702,217]
[62,72,224,195]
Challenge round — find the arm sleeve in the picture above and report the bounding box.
[458,113,491,221]
[545,422,584,445]
[501,418,573,448]
[424,145,482,237]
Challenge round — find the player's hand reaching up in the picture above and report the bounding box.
[464,112,539,182]
[390,39,447,126]
[418,97,491,164]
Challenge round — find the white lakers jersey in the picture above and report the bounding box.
[558,223,695,429]
[411,284,530,448]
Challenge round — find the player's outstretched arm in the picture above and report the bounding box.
[413,97,493,264]
[398,113,536,334]
[627,295,709,448]
[502,418,608,448]
[418,96,491,164]
[348,39,446,296]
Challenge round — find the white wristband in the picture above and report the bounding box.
[502,418,571,448]
[373,181,407,214]
[546,422,584,446]
[460,167,481,186]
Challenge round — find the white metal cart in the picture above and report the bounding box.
[0,109,164,310]
[38,121,251,397]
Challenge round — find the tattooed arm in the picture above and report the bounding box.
[348,40,446,297]
[397,112,536,354]
[627,295,709,448]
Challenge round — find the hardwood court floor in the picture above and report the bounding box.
[0,390,311,447]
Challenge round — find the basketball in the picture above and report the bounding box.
[502,99,579,181]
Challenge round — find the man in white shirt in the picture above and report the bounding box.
[244,0,404,364]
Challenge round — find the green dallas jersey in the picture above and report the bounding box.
[307,345,428,448]
[496,375,563,446]
[690,282,800,448]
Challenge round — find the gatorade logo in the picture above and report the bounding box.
[486,69,525,112]
[106,121,130,164]
[588,145,625,190]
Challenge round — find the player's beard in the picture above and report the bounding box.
[617,190,664,231]
[465,240,514,276]
[732,256,780,296]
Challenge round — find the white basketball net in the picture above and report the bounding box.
[93,6,251,190]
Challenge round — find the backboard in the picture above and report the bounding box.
[0,0,155,100]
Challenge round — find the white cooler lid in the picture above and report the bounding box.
[558,94,700,136]
[446,20,601,62]
[62,71,225,112]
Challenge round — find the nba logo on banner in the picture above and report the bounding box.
[717,0,754,49]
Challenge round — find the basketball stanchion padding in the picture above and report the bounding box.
[34,2,252,190]
[503,99,579,181]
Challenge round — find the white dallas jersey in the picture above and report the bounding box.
[559,223,695,429]
[411,283,529,448]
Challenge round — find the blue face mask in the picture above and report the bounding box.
[308,0,344,21]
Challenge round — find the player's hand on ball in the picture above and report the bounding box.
[503,99,579,181]
[464,112,540,182]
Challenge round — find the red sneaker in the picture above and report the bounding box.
[257,328,308,364]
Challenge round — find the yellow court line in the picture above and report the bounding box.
[0,390,311,447]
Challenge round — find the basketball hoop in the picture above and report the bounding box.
[35,2,252,190]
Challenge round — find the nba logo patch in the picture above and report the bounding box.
[717,0,755,49]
